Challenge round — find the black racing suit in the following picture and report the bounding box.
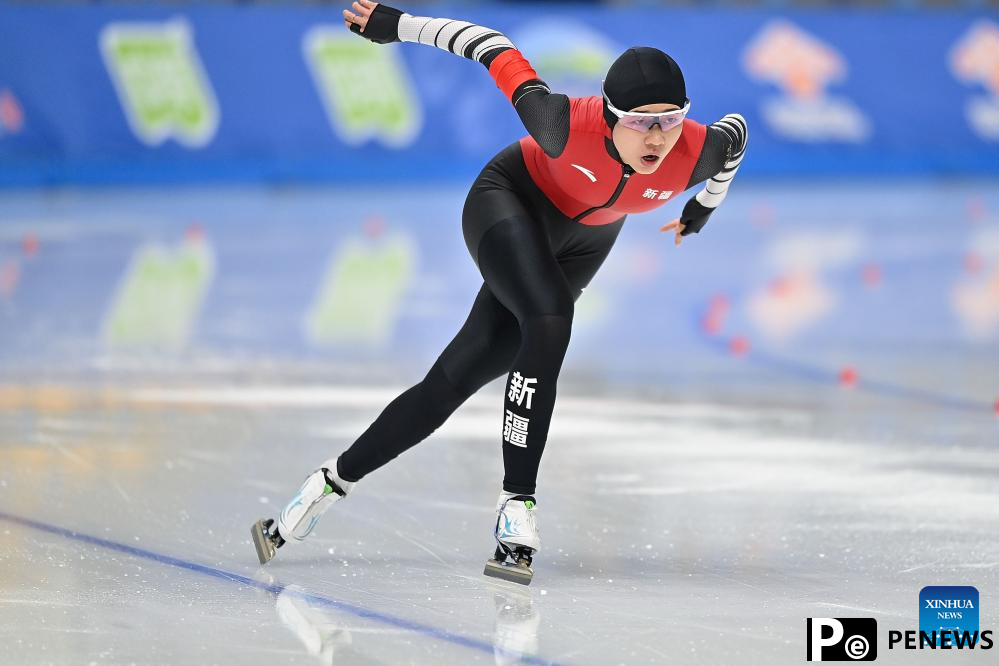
[337,8,745,495]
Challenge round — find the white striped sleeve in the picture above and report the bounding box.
[695,114,748,209]
[396,14,514,64]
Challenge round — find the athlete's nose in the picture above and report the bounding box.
[645,126,665,147]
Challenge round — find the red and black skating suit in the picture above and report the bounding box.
[520,97,706,226]
[337,7,747,497]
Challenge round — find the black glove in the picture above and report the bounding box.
[679,197,714,236]
[349,4,405,44]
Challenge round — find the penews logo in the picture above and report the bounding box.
[807,618,877,661]
[950,20,999,140]
[742,20,870,143]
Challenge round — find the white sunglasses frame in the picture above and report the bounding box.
[602,83,691,131]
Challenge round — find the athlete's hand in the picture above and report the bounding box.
[343,0,375,32]
[344,0,405,44]
[660,219,686,247]
[662,197,716,245]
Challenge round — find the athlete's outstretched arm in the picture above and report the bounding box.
[343,0,570,157]
[663,114,749,244]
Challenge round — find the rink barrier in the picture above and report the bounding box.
[0,510,564,666]
[1,5,999,184]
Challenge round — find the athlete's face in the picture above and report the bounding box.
[611,103,683,175]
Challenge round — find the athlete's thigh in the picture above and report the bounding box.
[475,216,574,321]
[437,283,521,396]
[557,218,626,299]
[464,151,574,321]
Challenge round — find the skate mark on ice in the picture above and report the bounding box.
[0,510,565,666]
[366,493,469,575]
[391,529,454,569]
[43,438,96,470]
[703,572,774,597]
[896,561,943,574]
[0,598,82,608]
[811,602,908,619]
[110,479,132,504]
[376,493,493,515]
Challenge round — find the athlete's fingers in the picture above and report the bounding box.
[352,1,371,17]
[358,0,378,8]
[663,219,685,247]
[343,9,365,29]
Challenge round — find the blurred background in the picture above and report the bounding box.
[1,3,998,664]
[1,0,997,415]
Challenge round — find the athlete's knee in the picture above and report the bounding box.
[520,312,573,356]
[527,285,575,323]
[420,360,472,416]
[436,325,517,397]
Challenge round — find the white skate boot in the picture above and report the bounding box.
[483,493,540,585]
[251,460,354,564]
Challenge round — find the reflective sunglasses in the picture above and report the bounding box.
[603,84,690,133]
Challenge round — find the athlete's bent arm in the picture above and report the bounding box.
[343,0,570,157]
[673,114,748,237]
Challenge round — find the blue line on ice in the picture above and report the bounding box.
[0,510,563,666]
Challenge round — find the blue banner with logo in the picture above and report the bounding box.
[0,4,998,185]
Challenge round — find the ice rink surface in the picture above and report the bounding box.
[1,381,997,665]
[1,182,998,665]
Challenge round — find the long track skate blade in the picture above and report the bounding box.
[483,558,533,585]
[251,519,277,565]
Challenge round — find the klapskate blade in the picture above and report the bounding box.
[483,558,533,585]
[251,519,276,565]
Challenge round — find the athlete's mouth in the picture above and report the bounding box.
[641,154,660,164]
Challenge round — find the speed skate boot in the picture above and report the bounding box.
[483,493,540,585]
[251,460,354,565]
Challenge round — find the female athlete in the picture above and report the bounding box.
[252,0,748,585]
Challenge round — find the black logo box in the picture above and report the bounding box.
[807,618,878,661]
